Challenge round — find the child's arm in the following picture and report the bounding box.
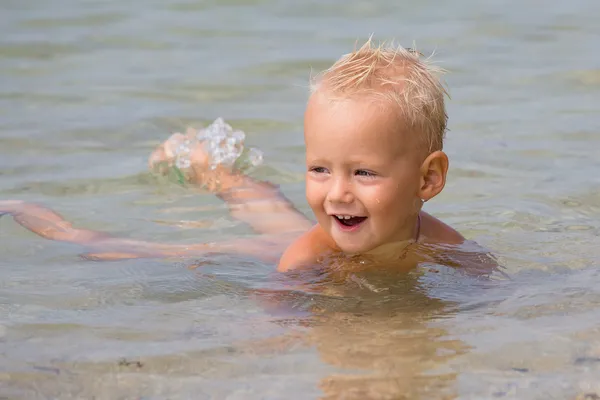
[150,131,313,236]
[0,127,314,263]
[0,200,110,243]
[0,200,292,262]
[276,225,338,272]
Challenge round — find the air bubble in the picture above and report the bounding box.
[176,158,191,169]
[171,118,264,174]
[247,147,264,167]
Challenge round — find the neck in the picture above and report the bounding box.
[362,212,422,261]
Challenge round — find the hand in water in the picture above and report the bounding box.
[148,128,210,174]
[0,200,25,216]
[148,119,263,185]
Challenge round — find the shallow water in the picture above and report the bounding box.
[1,0,600,398]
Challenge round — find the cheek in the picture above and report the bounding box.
[363,183,415,214]
[305,180,324,210]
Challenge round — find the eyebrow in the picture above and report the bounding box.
[305,157,328,165]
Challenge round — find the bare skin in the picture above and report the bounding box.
[0,92,496,275]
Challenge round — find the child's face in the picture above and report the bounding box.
[304,91,424,254]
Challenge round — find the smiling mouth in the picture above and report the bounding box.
[333,215,368,227]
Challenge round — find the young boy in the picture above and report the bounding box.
[0,40,494,274]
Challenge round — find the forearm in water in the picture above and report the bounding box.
[189,164,313,236]
[1,201,294,262]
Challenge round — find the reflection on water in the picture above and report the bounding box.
[264,266,467,400]
[1,0,600,398]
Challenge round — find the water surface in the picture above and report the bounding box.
[1,0,600,398]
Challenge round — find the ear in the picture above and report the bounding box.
[418,151,449,202]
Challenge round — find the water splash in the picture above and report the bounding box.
[174,118,264,172]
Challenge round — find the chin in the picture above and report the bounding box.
[334,241,374,255]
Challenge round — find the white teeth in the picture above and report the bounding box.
[335,215,353,220]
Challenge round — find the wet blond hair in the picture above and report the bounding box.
[310,38,449,152]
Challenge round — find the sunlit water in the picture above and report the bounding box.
[1,0,600,398]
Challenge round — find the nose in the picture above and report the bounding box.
[327,176,354,204]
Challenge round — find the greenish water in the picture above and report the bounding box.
[1,0,600,398]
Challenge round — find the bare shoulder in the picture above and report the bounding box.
[277,224,337,272]
[419,211,465,245]
[419,212,503,276]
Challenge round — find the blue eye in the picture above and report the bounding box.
[355,169,376,177]
[310,166,328,174]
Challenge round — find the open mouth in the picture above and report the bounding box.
[333,215,367,229]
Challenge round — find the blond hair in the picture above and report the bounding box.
[310,38,449,152]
